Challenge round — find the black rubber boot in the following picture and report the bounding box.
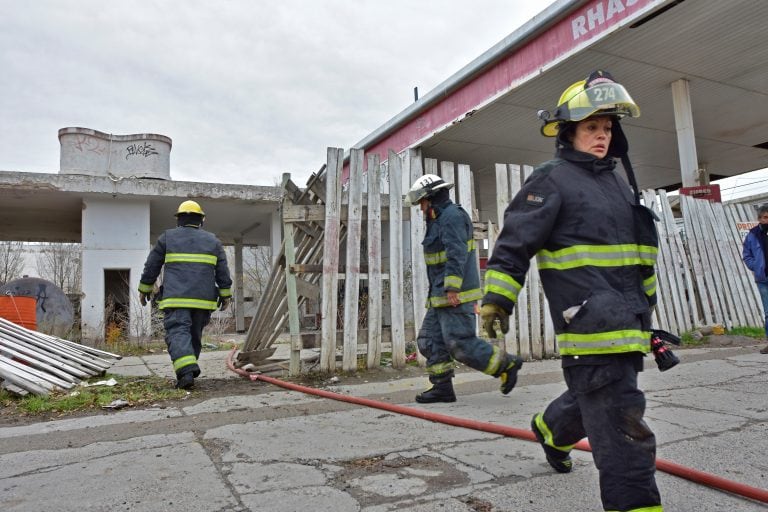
[415,379,456,403]
[498,355,524,395]
[531,414,573,473]
[175,372,195,390]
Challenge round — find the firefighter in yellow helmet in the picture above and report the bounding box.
[138,200,232,389]
[481,70,663,511]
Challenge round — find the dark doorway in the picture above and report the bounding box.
[104,269,130,338]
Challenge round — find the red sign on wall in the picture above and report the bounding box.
[679,184,721,203]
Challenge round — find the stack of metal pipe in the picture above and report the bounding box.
[0,317,122,396]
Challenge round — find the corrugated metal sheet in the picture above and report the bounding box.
[0,317,121,396]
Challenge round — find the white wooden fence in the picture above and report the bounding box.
[237,147,764,375]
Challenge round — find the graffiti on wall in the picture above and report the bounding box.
[72,135,107,154]
[125,142,159,160]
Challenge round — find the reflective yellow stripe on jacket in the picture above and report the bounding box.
[484,269,523,304]
[557,329,651,355]
[158,297,218,310]
[537,244,657,270]
[424,240,476,266]
[643,274,657,297]
[428,289,483,307]
[165,253,218,265]
[138,282,154,293]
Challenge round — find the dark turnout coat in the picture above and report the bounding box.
[482,149,658,357]
[139,226,232,310]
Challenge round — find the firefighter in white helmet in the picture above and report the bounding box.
[138,200,232,389]
[481,70,662,511]
[406,174,524,403]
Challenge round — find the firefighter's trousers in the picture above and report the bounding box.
[416,305,504,380]
[163,308,212,378]
[538,355,662,511]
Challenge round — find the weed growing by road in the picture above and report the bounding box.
[0,375,187,416]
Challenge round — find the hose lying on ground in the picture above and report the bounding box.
[226,350,768,504]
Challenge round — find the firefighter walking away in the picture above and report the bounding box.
[138,200,233,390]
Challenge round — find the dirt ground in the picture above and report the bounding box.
[0,334,764,427]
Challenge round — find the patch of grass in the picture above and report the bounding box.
[206,340,239,352]
[0,375,187,416]
[726,326,764,339]
[107,341,168,357]
[680,330,707,347]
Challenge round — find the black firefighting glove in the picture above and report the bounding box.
[481,303,510,339]
[139,292,151,307]
[217,296,230,312]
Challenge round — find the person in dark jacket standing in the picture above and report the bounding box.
[406,174,523,403]
[741,204,768,354]
[480,70,662,511]
[139,200,233,389]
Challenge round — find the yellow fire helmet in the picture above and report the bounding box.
[538,70,640,137]
[175,200,205,217]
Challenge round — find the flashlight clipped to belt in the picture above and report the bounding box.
[650,329,681,372]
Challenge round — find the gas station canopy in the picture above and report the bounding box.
[353,0,768,193]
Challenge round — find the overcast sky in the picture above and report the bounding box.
[0,0,547,187]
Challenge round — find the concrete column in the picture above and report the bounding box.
[270,209,282,264]
[81,198,150,341]
[671,79,705,186]
[234,238,245,333]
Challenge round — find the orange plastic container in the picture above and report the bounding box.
[0,295,37,331]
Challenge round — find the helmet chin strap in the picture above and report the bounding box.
[621,154,641,206]
[609,121,641,206]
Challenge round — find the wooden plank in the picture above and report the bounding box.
[320,147,344,372]
[690,197,726,323]
[641,190,672,332]
[388,151,406,368]
[342,149,364,371]
[424,157,438,176]
[681,195,713,325]
[515,165,531,360]
[292,276,319,300]
[407,149,428,352]
[493,164,509,260]
[704,200,744,328]
[282,221,302,375]
[440,161,456,202]
[658,190,694,331]
[455,163,481,336]
[698,199,732,325]
[456,164,472,213]
[367,154,383,369]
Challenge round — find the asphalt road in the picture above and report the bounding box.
[0,344,766,511]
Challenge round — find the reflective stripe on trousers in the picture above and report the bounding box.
[163,308,212,376]
[416,306,503,377]
[536,356,661,511]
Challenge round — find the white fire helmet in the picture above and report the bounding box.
[405,174,454,205]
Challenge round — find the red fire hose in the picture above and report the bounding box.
[226,350,768,504]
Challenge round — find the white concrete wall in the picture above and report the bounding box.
[59,128,171,180]
[81,198,150,340]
